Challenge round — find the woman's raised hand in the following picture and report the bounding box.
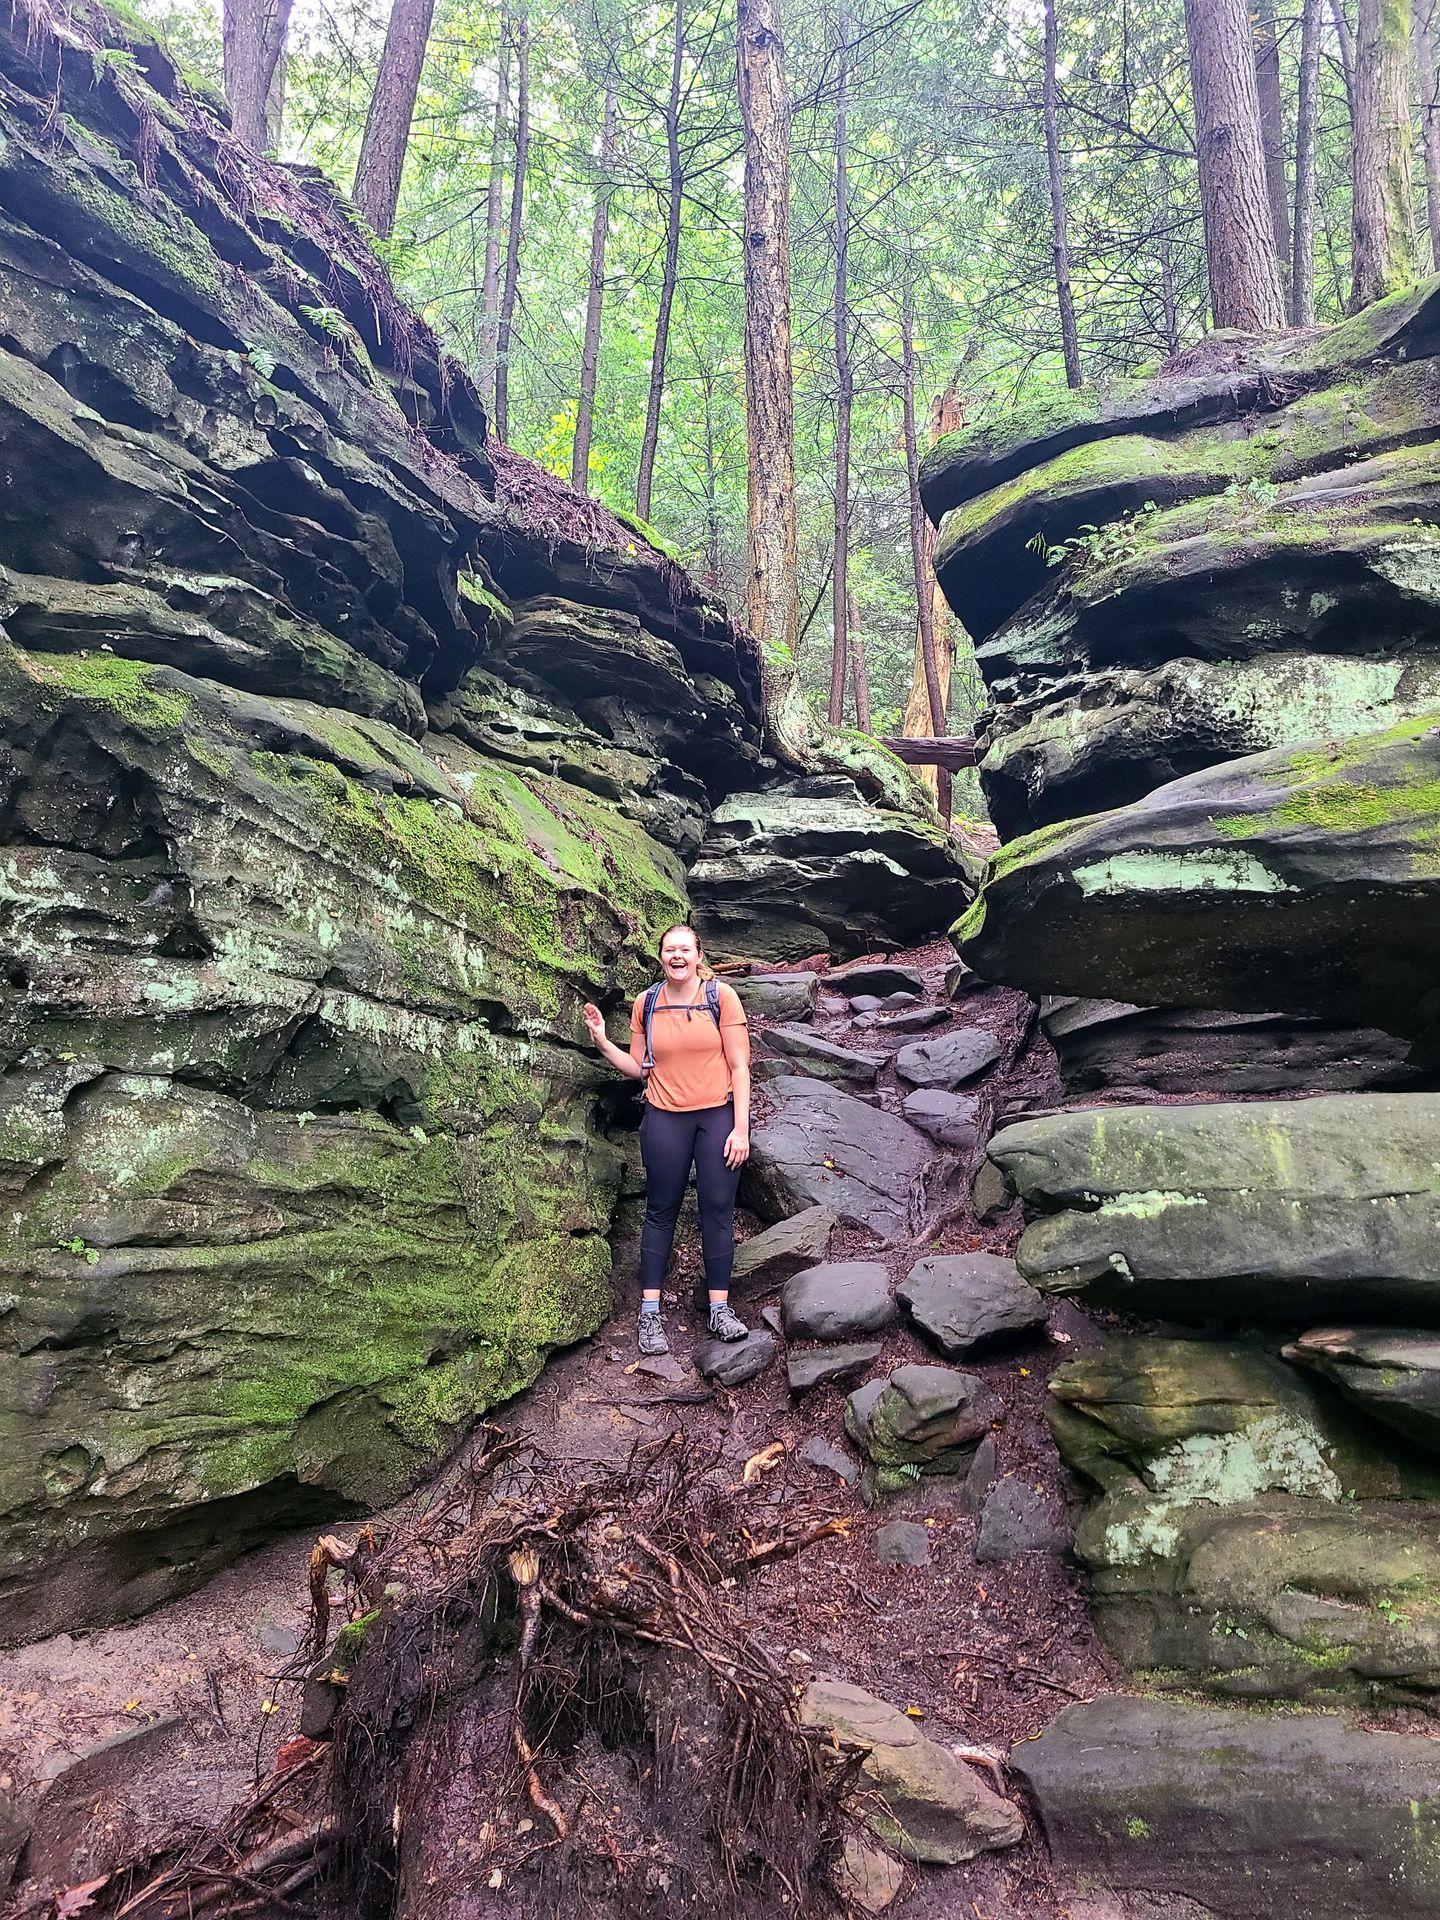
[582,1002,606,1042]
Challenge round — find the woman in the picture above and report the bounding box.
[583,923,751,1356]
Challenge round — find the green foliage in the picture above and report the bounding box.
[1027,501,1160,573]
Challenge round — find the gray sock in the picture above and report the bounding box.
[638,1299,661,1316]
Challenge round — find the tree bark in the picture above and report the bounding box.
[736,0,809,760]
[352,0,437,240]
[1331,0,1358,110]
[1292,0,1323,321]
[1415,0,1440,268]
[222,0,293,154]
[494,0,530,445]
[1350,0,1416,308]
[572,86,617,494]
[478,3,512,416]
[901,282,956,816]
[827,0,853,726]
[1252,0,1292,293]
[1042,0,1083,386]
[636,1,686,523]
[847,587,870,734]
[1182,0,1286,330]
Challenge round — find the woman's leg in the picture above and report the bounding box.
[692,1103,745,1334]
[637,1105,700,1304]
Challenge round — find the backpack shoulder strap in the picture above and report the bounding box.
[640,981,665,1072]
[704,978,722,1025]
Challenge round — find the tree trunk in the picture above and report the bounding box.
[572,86,617,494]
[1292,0,1323,321]
[636,1,686,523]
[828,0,853,726]
[736,0,809,761]
[478,3,512,416]
[1159,216,1181,352]
[352,0,438,240]
[494,0,530,445]
[1331,0,1358,110]
[1042,0,1083,386]
[700,364,722,585]
[1182,0,1286,330]
[901,281,955,817]
[847,588,870,734]
[1351,0,1416,307]
[222,0,293,154]
[1252,0,1292,295]
[1415,0,1440,268]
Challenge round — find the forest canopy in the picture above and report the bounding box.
[142,0,1439,737]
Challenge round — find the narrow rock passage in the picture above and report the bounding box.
[0,938,1110,1919]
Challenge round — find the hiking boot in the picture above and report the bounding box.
[708,1300,748,1342]
[637,1310,670,1357]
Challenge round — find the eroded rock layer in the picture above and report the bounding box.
[0,2,770,1638]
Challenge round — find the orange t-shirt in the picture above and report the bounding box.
[630,980,748,1112]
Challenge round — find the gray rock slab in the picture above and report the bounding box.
[884,1006,950,1033]
[1012,1694,1440,1919]
[873,1519,931,1566]
[732,1205,838,1296]
[802,1435,859,1484]
[787,1341,883,1394]
[743,1076,955,1243]
[1284,1325,1440,1455]
[782,1261,897,1341]
[693,1329,777,1385]
[899,1253,1047,1356]
[901,1088,984,1149]
[732,972,819,1022]
[975,1475,1068,1562]
[896,1026,1003,1089]
[830,964,925,998]
[763,1025,887,1084]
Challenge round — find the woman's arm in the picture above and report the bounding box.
[583,1003,645,1081]
[721,1015,751,1167]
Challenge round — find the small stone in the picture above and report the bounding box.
[879,990,922,1008]
[732,1205,838,1295]
[884,1005,949,1032]
[258,1621,301,1656]
[802,1435,859,1483]
[898,1253,1046,1357]
[831,963,925,999]
[692,1328,777,1385]
[957,1432,999,1515]
[761,1304,784,1336]
[975,1475,1069,1563]
[901,1088,983,1150]
[782,1261,896,1341]
[634,1353,689,1385]
[833,1832,906,1914]
[787,1341,882,1394]
[896,1027,1003,1090]
[873,1520,931,1566]
[971,1157,1012,1222]
[848,993,885,1012]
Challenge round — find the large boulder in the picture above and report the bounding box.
[1013,1694,1440,1920]
[743,1077,959,1243]
[759,1025,886,1084]
[989,1095,1440,1323]
[0,1,769,1639]
[1284,1327,1440,1456]
[781,1261,896,1340]
[898,1253,1047,1356]
[845,1363,996,1496]
[894,1026,1003,1089]
[800,1678,1023,1863]
[689,775,974,962]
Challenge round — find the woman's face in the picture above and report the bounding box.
[660,930,701,979]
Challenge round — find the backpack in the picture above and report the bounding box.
[639,977,723,1075]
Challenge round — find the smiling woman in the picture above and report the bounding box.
[583,923,751,1355]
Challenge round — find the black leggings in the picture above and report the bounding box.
[638,1101,740,1297]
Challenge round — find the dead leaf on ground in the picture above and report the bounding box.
[740,1441,784,1484]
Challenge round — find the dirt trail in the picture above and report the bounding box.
[1,940,1115,1918]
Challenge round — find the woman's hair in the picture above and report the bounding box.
[656,922,713,979]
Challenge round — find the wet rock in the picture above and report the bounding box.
[846,1364,996,1497]
[801,1677,1023,1862]
[731,1205,838,1296]
[900,1088,983,1149]
[634,1353,691,1385]
[743,1077,958,1242]
[787,1341,883,1394]
[899,1252,1046,1356]
[830,963,926,998]
[970,1158,1013,1223]
[990,1095,1440,1322]
[689,776,974,963]
[958,1432,1000,1515]
[1012,1693,1440,1920]
[975,1475,1068,1562]
[833,1833,906,1914]
[731,972,819,1022]
[802,1436,859,1485]
[873,1520,932,1566]
[761,1025,887,1084]
[693,1329,777,1385]
[895,1026,1003,1089]
[782,1262,896,1341]
[1285,1327,1440,1455]
[884,1005,950,1032]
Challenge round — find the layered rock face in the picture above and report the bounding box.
[0,4,776,1639]
[928,282,1440,1900]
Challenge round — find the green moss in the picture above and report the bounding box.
[331,1610,379,1669]
[34,651,190,732]
[609,506,685,564]
[951,894,987,945]
[1212,710,1440,852]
